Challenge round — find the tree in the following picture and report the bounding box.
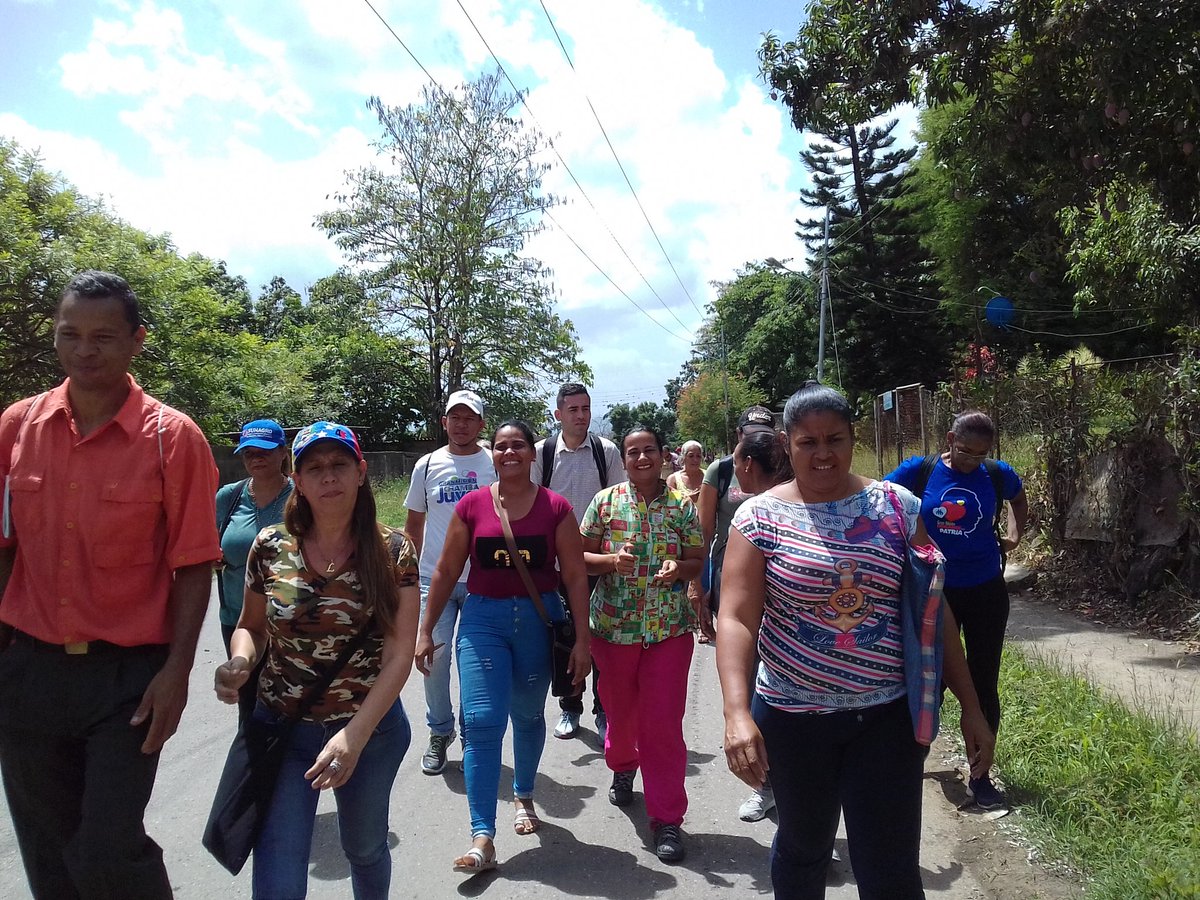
[675,371,766,456]
[606,401,677,446]
[0,137,321,434]
[797,120,951,397]
[708,264,818,406]
[318,71,591,439]
[761,2,1200,356]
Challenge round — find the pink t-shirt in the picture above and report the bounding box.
[456,486,573,596]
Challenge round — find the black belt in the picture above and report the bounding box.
[10,630,167,657]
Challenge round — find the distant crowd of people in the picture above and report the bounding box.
[0,271,1027,899]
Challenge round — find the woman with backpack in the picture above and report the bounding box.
[215,419,294,656]
[885,410,1028,810]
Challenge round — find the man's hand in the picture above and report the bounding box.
[131,659,190,754]
[650,558,680,587]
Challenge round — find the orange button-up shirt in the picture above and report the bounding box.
[0,377,221,646]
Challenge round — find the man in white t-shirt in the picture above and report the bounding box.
[404,389,495,775]
[531,383,625,741]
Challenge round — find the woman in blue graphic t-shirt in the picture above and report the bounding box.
[887,410,1028,811]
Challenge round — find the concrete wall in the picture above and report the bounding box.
[212,447,422,487]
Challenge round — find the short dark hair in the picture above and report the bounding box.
[951,410,996,442]
[782,381,853,432]
[492,419,538,447]
[556,383,590,407]
[621,424,664,456]
[57,270,141,333]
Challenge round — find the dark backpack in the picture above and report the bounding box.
[714,455,734,501]
[540,433,609,488]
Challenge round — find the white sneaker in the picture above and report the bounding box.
[553,711,580,739]
[738,785,776,822]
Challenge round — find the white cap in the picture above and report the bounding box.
[445,389,484,417]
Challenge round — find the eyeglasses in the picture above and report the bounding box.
[952,446,990,461]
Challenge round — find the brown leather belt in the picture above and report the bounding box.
[11,630,167,656]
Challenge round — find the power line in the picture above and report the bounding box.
[359,0,692,348]
[543,208,692,344]
[450,0,697,337]
[537,0,707,320]
[360,0,441,88]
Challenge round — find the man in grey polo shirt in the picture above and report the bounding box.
[531,383,624,741]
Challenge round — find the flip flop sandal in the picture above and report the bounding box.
[513,806,541,835]
[452,847,498,873]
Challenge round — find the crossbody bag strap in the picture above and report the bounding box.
[489,483,553,627]
[292,621,376,720]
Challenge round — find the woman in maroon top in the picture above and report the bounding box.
[415,420,591,872]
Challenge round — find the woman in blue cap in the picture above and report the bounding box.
[215,419,293,657]
[214,421,419,899]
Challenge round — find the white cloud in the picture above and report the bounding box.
[8,0,812,401]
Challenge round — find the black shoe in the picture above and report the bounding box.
[654,823,685,862]
[421,732,454,775]
[608,769,635,806]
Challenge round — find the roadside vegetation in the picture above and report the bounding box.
[944,648,1200,899]
[373,478,410,531]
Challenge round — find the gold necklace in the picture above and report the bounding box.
[307,535,353,576]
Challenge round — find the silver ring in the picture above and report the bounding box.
[328,760,343,773]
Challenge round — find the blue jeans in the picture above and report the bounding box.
[251,700,410,900]
[456,591,564,839]
[420,576,466,736]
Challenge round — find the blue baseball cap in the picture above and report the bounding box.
[292,421,363,465]
[235,419,286,453]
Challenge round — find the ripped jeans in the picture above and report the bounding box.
[456,591,563,839]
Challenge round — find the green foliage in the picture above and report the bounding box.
[709,263,817,406]
[675,371,766,456]
[606,401,677,446]
[317,71,590,438]
[981,648,1200,899]
[765,2,1200,362]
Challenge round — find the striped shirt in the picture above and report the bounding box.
[732,481,921,713]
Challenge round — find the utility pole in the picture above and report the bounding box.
[817,206,830,383]
[721,318,731,453]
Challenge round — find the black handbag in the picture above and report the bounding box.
[490,484,579,698]
[202,624,375,875]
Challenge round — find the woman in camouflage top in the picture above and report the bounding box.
[215,422,420,900]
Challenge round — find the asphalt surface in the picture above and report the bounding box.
[0,581,1030,899]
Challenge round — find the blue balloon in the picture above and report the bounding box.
[985,296,1014,329]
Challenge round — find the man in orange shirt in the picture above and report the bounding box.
[0,270,220,899]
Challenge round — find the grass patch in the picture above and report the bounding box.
[372,477,410,529]
[944,647,1200,898]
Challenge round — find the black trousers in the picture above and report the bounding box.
[0,640,172,900]
[558,575,604,716]
[943,574,1010,735]
[755,696,927,900]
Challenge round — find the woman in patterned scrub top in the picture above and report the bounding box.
[716,384,994,900]
[214,421,420,900]
[580,425,704,863]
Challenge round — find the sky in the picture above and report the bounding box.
[1,0,818,415]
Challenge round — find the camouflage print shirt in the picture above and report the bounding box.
[580,480,704,645]
[246,523,418,722]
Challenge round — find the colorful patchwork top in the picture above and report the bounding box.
[246,523,418,722]
[731,481,921,714]
[580,480,704,645]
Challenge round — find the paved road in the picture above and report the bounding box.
[0,582,1022,899]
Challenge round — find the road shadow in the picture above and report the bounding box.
[455,821,676,898]
[308,811,399,882]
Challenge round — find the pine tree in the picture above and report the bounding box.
[797,119,951,399]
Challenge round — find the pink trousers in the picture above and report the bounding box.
[591,632,694,827]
